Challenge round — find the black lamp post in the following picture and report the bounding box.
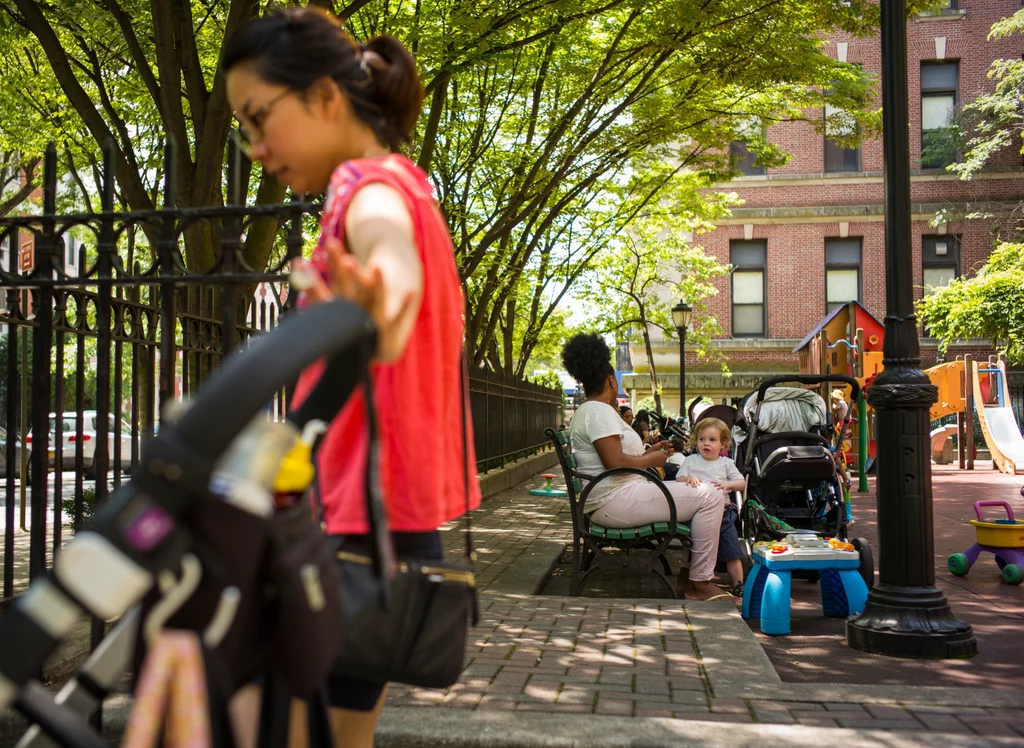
[845,0,975,658]
[672,300,692,420]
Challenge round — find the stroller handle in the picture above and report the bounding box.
[756,374,860,403]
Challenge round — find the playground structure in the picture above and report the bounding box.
[796,301,1024,476]
[879,353,1024,475]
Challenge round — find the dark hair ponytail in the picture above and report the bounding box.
[222,7,425,152]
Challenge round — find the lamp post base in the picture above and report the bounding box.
[847,583,977,658]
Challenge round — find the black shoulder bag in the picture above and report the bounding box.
[328,353,479,688]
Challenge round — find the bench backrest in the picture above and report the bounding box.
[543,427,590,537]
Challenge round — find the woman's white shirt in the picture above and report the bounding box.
[569,400,645,513]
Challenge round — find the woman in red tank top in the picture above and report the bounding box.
[224,7,480,746]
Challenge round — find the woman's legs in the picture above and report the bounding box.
[590,480,724,581]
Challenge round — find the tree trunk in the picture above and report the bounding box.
[640,309,661,415]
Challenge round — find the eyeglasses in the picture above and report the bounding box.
[234,89,295,154]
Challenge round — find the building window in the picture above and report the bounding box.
[922,234,960,293]
[921,62,958,168]
[825,238,861,313]
[824,103,860,173]
[731,240,767,337]
[65,237,76,268]
[729,141,765,176]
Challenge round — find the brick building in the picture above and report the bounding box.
[625,0,1024,412]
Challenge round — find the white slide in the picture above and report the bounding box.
[979,407,1024,474]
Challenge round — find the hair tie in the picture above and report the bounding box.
[360,49,384,80]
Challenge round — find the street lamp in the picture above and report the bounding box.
[845,0,975,658]
[672,300,692,420]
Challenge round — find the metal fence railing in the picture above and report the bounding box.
[0,139,559,606]
[469,369,562,473]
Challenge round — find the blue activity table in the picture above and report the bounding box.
[741,544,868,635]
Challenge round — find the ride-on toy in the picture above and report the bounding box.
[947,500,1024,585]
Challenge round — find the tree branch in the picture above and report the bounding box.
[0,157,39,218]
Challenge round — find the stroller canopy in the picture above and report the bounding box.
[733,386,828,446]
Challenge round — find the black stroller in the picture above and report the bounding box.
[732,374,873,587]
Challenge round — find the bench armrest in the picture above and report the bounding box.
[576,466,677,535]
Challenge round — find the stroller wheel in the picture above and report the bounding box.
[852,537,874,590]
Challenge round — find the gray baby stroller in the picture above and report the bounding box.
[732,374,873,586]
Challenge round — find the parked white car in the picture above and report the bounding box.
[34,411,137,477]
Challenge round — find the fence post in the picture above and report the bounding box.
[28,143,57,582]
[965,354,974,471]
[222,138,242,355]
[157,140,178,422]
[3,254,20,598]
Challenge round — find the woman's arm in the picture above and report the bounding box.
[593,434,668,471]
[345,184,423,362]
[297,182,424,363]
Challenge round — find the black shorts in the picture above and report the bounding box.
[326,531,444,711]
[717,504,742,564]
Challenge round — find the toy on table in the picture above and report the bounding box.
[947,500,1024,585]
[743,532,869,635]
[529,473,567,497]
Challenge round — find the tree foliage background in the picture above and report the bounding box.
[0,0,898,374]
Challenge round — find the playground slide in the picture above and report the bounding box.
[978,407,1024,474]
[971,359,1024,475]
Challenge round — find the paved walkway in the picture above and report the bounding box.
[755,464,1024,691]
[4,459,1024,745]
[383,460,1024,741]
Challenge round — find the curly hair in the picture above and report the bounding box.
[561,333,614,396]
[687,417,732,451]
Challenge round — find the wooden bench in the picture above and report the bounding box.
[545,427,692,597]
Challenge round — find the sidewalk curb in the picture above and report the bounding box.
[373,708,1021,747]
[478,452,558,499]
[11,701,1021,747]
[684,599,1024,709]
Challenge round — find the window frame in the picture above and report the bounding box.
[730,239,768,338]
[824,238,862,314]
[920,61,959,169]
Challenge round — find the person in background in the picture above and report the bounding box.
[632,417,651,445]
[561,333,725,600]
[619,406,634,426]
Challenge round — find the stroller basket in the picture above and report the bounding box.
[761,445,835,485]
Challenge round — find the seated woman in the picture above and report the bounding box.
[562,333,726,600]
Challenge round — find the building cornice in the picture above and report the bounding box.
[716,168,1023,190]
[913,9,967,22]
[713,201,1021,225]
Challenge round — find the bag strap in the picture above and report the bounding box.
[360,345,394,581]
[459,350,474,563]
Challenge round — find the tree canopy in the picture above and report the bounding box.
[919,242,1024,363]
[0,0,899,373]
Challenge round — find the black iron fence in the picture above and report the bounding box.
[0,139,558,605]
[469,369,562,473]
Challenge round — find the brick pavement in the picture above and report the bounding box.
[387,466,1024,740]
